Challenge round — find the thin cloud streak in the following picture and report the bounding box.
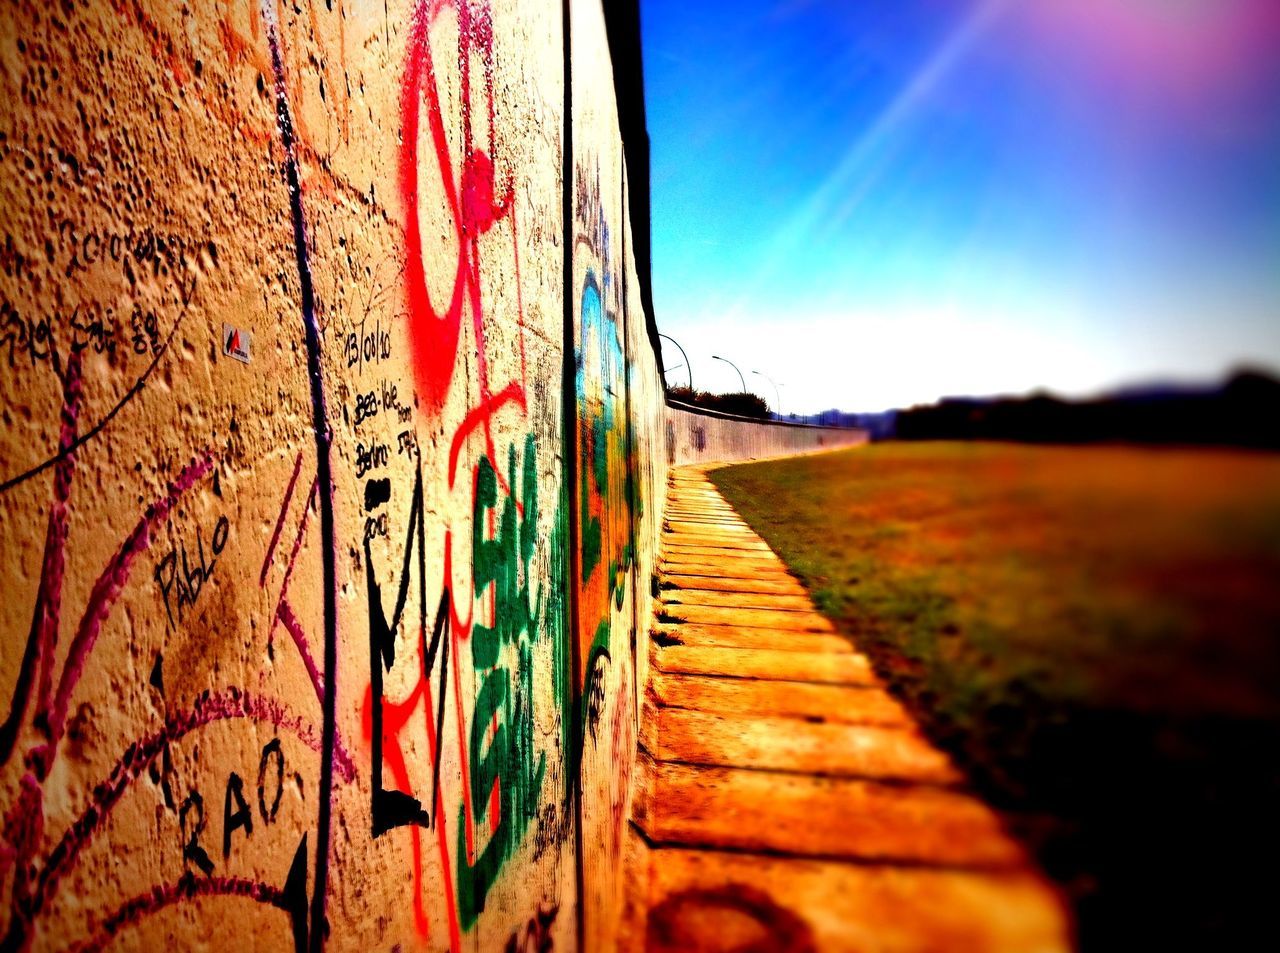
[722,0,1013,326]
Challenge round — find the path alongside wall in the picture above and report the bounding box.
[0,1,661,949]
[629,468,1070,952]
[667,402,869,466]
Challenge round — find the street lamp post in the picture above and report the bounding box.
[752,370,782,418]
[658,333,693,391]
[711,355,747,393]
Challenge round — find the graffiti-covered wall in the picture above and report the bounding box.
[0,1,663,950]
[667,403,870,466]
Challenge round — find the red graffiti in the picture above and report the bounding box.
[399,0,527,484]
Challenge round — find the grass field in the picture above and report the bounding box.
[711,442,1280,949]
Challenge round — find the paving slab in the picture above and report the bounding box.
[665,519,761,536]
[662,534,774,552]
[661,573,808,596]
[642,705,963,785]
[663,541,770,555]
[662,588,816,611]
[638,846,1070,953]
[663,518,750,530]
[668,501,736,510]
[633,757,1029,868]
[648,672,913,727]
[652,643,878,685]
[662,545,786,563]
[658,560,801,581]
[658,603,837,631]
[652,622,852,654]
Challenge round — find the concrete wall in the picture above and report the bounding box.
[667,402,870,466]
[0,1,663,949]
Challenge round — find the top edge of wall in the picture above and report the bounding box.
[600,0,665,382]
[666,399,869,432]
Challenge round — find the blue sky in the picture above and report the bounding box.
[640,0,1280,413]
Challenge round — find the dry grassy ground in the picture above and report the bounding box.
[712,442,1280,950]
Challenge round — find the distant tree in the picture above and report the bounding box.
[894,368,1280,448]
[704,392,770,419]
[667,385,696,404]
[666,386,771,420]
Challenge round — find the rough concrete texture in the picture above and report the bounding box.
[0,0,662,949]
[666,403,868,466]
[628,467,1071,952]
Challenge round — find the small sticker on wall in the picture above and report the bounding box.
[223,323,251,364]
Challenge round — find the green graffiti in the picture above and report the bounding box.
[549,478,575,813]
[455,639,543,928]
[456,434,552,929]
[472,432,539,667]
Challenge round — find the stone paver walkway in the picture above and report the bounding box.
[624,466,1071,952]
